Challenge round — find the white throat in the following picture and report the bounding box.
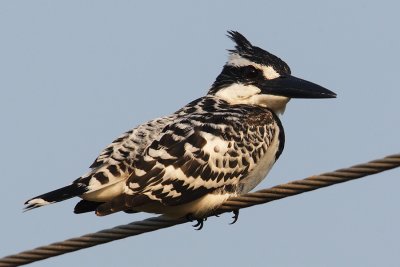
[214,83,290,115]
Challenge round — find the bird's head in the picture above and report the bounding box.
[208,31,336,114]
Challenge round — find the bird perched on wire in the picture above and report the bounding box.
[25,31,336,229]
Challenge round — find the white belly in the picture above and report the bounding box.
[135,192,235,218]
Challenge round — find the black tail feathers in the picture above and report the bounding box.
[24,183,88,211]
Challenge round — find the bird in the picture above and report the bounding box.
[25,31,336,229]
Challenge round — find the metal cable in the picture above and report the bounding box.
[1,153,399,267]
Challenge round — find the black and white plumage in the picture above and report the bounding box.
[25,31,336,222]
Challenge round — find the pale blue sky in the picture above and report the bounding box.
[1,1,399,266]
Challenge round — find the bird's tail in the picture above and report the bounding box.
[24,183,87,211]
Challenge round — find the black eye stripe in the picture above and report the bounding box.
[242,65,260,79]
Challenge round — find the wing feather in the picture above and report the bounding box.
[96,98,280,216]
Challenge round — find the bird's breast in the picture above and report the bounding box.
[238,124,281,194]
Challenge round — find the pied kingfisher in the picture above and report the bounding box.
[25,31,336,228]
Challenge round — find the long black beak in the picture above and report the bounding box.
[261,75,336,99]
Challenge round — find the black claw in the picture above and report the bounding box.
[186,214,206,230]
[230,210,239,225]
[193,219,204,230]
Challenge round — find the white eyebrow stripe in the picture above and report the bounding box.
[227,53,280,79]
[227,54,255,67]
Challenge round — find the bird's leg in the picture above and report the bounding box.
[186,214,207,230]
[229,210,240,225]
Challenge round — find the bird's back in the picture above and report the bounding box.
[74,114,179,202]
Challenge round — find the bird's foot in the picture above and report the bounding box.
[186,214,207,230]
[229,210,239,225]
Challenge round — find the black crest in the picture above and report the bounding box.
[227,31,254,54]
[226,30,291,74]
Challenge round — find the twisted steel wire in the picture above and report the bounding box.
[0,153,399,267]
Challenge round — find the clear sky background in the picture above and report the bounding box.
[1,1,399,266]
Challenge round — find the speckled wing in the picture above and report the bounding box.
[127,121,248,206]
[72,116,177,208]
[97,98,279,215]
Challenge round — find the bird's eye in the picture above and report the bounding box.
[243,66,259,79]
